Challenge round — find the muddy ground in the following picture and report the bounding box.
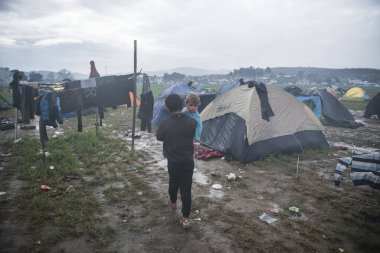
[1,108,380,253]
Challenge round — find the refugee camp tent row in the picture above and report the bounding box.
[200,82,329,163]
[364,92,380,119]
[341,87,370,101]
[295,87,361,128]
[328,85,345,98]
[152,82,216,126]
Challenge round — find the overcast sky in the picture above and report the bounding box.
[0,0,379,74]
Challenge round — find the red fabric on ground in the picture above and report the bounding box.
[194,145,223,160]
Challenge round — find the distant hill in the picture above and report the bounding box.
[31,70,87,81]
[71,72,88,80]
[146,67,231,76]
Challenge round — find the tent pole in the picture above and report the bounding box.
[14,108,18,141]
[131,40,137,152]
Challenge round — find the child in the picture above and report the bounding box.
[183,93,202,141]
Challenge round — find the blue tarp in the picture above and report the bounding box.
[297,96,322,119]
[218,82,239,95]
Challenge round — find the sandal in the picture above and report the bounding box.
[169,201,177,210]
[180,217,190,229]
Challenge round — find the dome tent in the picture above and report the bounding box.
[364,93,380,119]
[152,82,216,126]
[200,83,329,163]
[284,85,303,96]
[299,87,361,128]
[341,87,370,101]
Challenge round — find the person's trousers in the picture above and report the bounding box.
[167,160,194,218]
[140,118,152,133]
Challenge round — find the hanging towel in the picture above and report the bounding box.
[80,78,97,89]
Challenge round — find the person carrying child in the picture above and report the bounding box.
[156,94,196,229]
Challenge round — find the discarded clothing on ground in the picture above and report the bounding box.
[0,117,15,131]
[334,152,380,189]
[194,145,223,160]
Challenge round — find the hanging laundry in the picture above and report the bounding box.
[334,152,380,189]
[36,90,63,128]
[57,88,84,114]
[89,60,100,78]
[96,74,134,108]
[9,70,21,110]
[20,85,38,124]
[81,78,98,108]
[138,74,154,133]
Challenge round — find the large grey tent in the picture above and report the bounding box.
[364,93,380,119]
[299,88,361,128]
[200,84,329,163]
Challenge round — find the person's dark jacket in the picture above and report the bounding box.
[156,113,196,162]
[9,71,21,109]
[138,90,154,120]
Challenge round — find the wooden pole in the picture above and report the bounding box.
[296,156,300,178]
[14,108,18,141]
[95,109,99,135]
[131,40,137,152]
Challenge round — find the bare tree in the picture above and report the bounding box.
[57,69,73,81]
[46,72,56,82]
[28,72,43,82]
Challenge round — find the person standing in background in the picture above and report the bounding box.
[9,70,21,110]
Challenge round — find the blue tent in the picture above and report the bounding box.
[218,82,240,95]
[296,96,322,118]
[298,88,360,128]
[152,83,216,126]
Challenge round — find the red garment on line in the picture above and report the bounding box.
[89,60,100,78]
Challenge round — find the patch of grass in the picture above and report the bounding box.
[104,184,129,203]
[5,130,141,252]
[341,100,368,110]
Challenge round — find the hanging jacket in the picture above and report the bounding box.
[138,91,154,120]
[36,90,63,128]
[9,71,21,110]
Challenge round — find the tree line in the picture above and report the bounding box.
[0,68,74,86]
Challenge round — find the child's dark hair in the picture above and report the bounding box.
[165,94,183,112]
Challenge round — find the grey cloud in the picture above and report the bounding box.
[1,0,380,72]
[0,0,16,12]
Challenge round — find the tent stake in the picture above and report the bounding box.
[296,156,300,178]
